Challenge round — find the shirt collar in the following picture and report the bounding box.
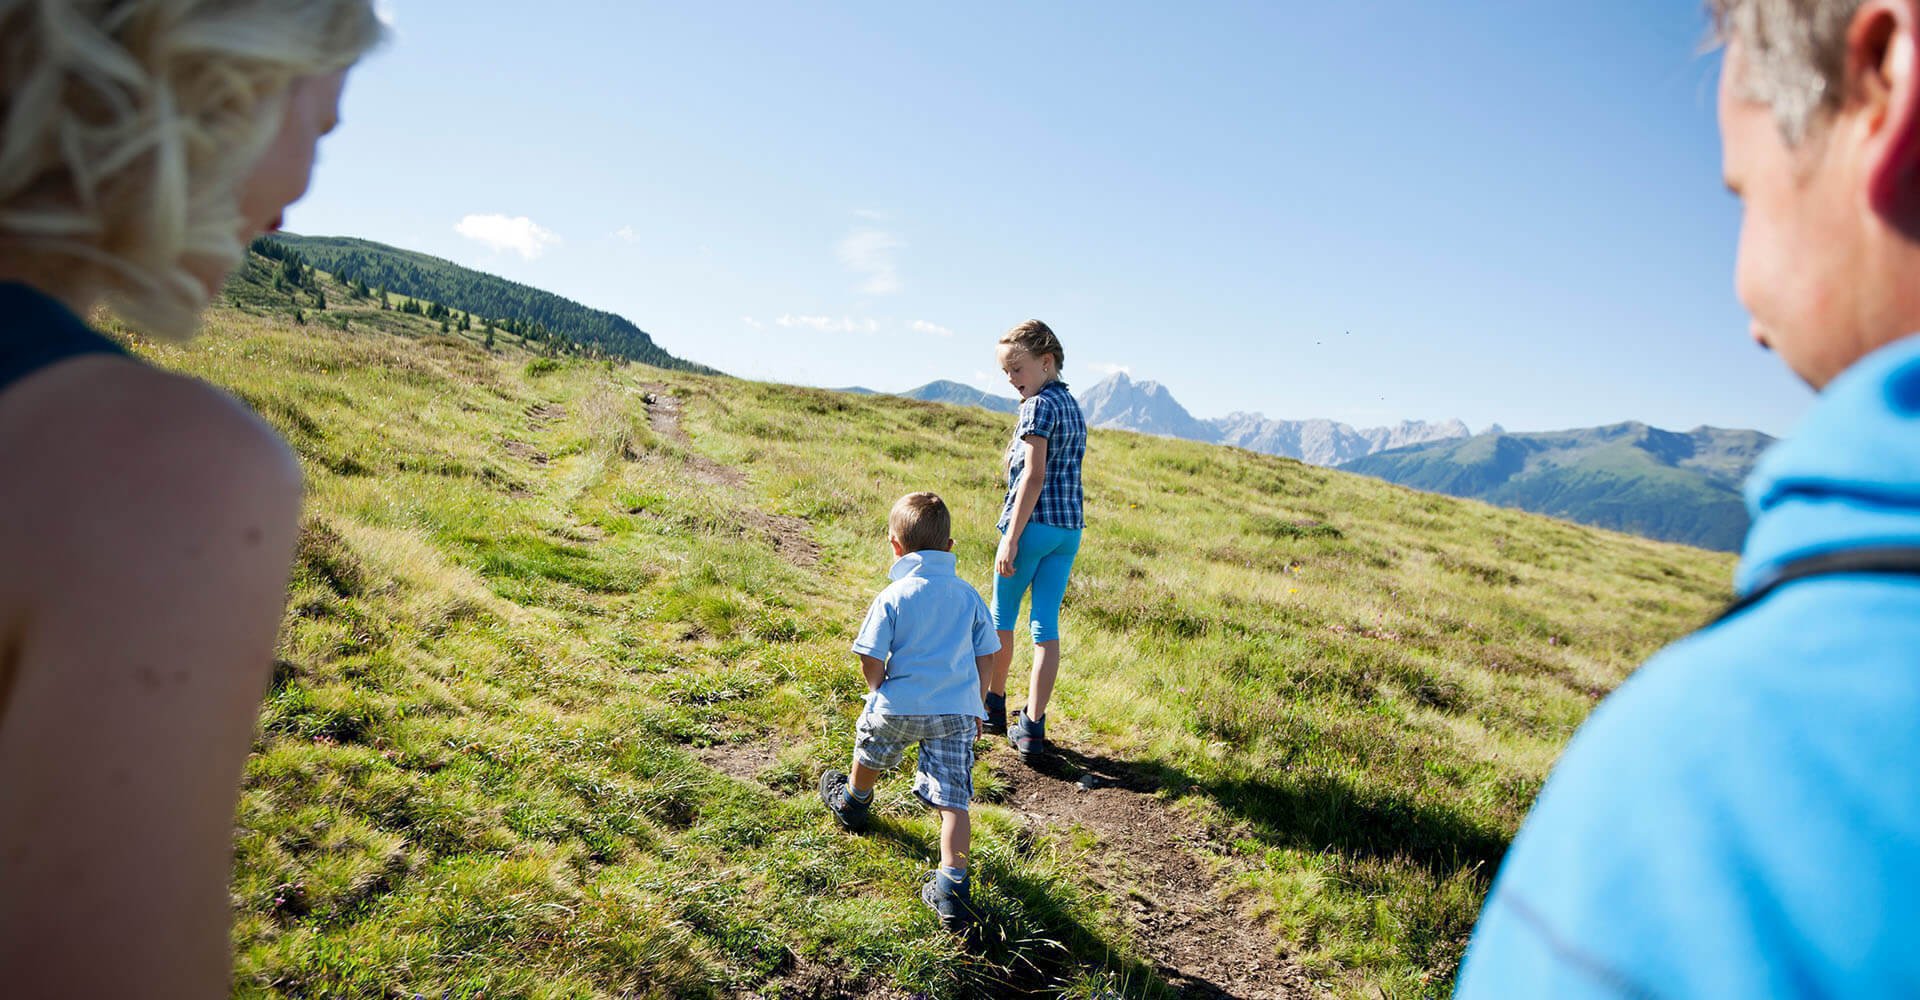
[889,549,957,580]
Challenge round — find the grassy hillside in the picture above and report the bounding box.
[1340,423,1772,551]
[264,233,717,375]
[117,260,1733,998]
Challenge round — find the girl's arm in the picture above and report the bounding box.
[996,433,1048,577]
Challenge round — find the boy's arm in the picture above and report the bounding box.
[858,653,887,691]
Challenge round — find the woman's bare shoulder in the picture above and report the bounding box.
[0,355,302,593]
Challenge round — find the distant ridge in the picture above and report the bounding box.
[266,233,716,374]
[895,379,1020,413]
[1340,422,1776,551]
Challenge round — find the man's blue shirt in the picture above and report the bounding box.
[852,550,1000,718]
[1457,335,1920,998]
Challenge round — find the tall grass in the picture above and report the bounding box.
[132,267,1732,998]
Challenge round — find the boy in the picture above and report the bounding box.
[819,492,1000,929]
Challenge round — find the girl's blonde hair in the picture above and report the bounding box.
[0,0,383,338]
[998,319,1066,383]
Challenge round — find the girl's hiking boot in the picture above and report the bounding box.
[1008,709,1048,762]
[921,870,975,931]
[818,770,870,832]
[983,692,1008,735]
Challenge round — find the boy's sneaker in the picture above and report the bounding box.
[983,692,1008,736]
[1007,709,1048,762]
[818,770,870,832]
[921,870,975,931]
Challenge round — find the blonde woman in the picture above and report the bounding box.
[0,3,382,995]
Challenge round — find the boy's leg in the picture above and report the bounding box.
[937,805,970,873]
[913,718,978,928]
[923,805,975,928]
[823,712,910,832]
[850,760,882,796]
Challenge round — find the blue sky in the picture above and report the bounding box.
[294,1,1809,436]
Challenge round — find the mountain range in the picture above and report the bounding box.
[885,370,1477,466]
[1341,423,1774,551]
[876,370,1772,551]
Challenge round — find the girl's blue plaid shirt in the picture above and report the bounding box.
[998,380,1086,533]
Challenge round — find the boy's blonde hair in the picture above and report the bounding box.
[889,492,951,554]
[999,319,1065,381]
[0,0,384,338]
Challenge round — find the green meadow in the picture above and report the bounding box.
[130,262,1734,998]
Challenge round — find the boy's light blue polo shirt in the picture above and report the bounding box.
[853,550,1000,719]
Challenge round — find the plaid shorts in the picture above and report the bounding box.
[853,710,976,811]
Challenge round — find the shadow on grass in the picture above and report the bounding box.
[1209,770,1510,878]
[1010,741,1509,880]
[856,812,1173,999]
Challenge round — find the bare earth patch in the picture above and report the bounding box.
[697,736,785,785]
[501,437,549,465]
[526,401,568,426]
[639,384,821,567]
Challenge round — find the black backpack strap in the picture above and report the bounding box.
[1711,546,1920,626]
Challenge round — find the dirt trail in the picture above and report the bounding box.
[637,384,820,567]
[989,744,1315,999]
[701,735,1317,999]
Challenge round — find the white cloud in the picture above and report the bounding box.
[1090,361,1134,377]
[455,213,561,259]
[613,225,638,243]
[837,228,903,295]
[374,0,397,26]
[911,320,954,337]
[742,316,765,330]
[776,314,880,334]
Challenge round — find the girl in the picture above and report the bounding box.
[0,3,382,993]
[985,320,1087,762]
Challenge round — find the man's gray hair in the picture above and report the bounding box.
[1710,0,1864,144]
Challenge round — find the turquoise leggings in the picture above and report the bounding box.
[991,522,1083,643]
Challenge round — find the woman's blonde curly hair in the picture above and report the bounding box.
[0,0,383,337]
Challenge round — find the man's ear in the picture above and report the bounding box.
[944,538,955,552]
[890,536,907,557]
[1858,1,1920,228]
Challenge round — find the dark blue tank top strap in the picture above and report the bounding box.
[0,281,128,394]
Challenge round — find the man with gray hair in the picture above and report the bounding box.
[1458,1,1920,995]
